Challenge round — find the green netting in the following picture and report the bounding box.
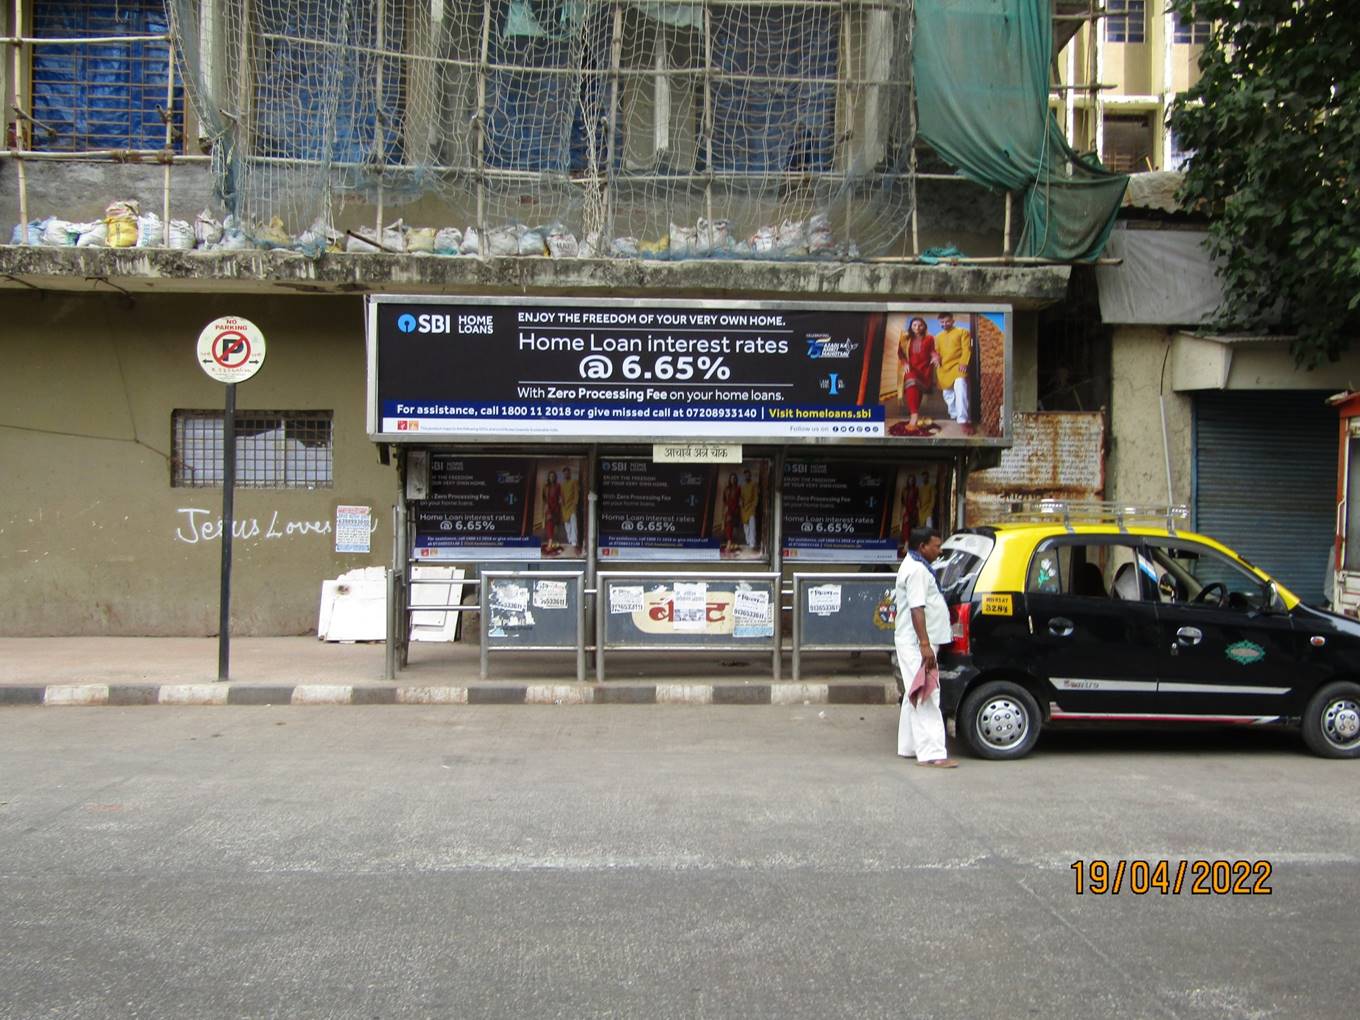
[913,0,1128,261]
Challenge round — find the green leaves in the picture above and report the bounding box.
[1169,0,1360,365]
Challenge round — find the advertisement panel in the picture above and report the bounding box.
[368,297,1011,445]
[412,454,586,561]
[597,457,770,562]
[781,459,950,563]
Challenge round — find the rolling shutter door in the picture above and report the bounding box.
[1193,390,1336,605]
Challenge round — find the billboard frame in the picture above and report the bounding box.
[366,295,1014,448]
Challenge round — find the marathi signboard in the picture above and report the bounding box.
[597,457,769,562]
[602,578,778,643]
[367,297,1011,445]
[781,459,950,563]
[412,454,587,560]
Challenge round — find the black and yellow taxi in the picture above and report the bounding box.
[933,510,1360,760]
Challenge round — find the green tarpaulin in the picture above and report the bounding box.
[914,0,1128,261]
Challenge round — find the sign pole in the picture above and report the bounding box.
[196,314,267,684]
[219,381,236,682]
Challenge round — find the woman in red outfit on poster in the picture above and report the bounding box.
[897,316,940,428]
[542,470,562,554]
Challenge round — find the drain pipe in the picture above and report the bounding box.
[1159,334,1175,506]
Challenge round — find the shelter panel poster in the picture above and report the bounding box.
[598,457,770,562]
[412,454,586,560]
[368,297,1011,445]
[781,459,950,563]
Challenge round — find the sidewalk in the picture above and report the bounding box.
[0,637,897,707]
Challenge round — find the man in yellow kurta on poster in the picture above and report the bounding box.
[935,312,974,435]
[560,465,580,549]
[740,467,760,549]
[916,469,936,528]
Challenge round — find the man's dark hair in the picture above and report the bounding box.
[909,526,940,551]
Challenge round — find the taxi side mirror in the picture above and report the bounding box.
[1266,581,1284,611]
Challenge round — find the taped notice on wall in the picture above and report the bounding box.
[533,579,568,609]
[808,584,842,616]
[610,585,644,614]
[673,581,707,630]
[335,505,372,554]
[733,587,773,638]
[490,581,530,613]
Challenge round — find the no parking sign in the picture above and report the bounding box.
[197,316,267,383]
[196,314,267,683]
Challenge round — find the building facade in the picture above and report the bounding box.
[3,0,1115,641]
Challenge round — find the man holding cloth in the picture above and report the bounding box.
[895,526,958,767]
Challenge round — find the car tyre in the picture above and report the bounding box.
[958,680,1041,760]
[1301,681,1360,759]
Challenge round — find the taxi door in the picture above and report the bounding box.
[1142,539,1304,719]
[1022,537,1161,715]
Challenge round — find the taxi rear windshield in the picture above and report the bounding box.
[934,533,993,603]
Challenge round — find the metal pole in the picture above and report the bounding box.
[217,382,237,681]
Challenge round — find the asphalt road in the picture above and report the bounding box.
[1,706,1355,1019]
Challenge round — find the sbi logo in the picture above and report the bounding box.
[396,313,452,334]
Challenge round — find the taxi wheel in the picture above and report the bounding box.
[1302,681,1360,759]
[958,680,1041,760]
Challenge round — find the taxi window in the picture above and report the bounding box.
[1027,545,1070,594]
[1142,541,1271,611]
[1027,540,1144,599]
[934,534,993,602]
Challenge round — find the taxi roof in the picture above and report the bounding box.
[953,521,1300,608]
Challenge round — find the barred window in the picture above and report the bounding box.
[30,0,185,152]
[1105,0,1146,44]
[1173,15,1210,45]
[172,410,334,488]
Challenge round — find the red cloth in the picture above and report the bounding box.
[908,661,939,707]
[900,334,936,390]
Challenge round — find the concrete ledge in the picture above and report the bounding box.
[0,686,46,705]
[467,685,528,705]
[226,686,297,706]
[771,683,830,705]
[351,685,399,705]
[593,685,657,705]
[158,684,229,706]
[290,684,354,705]
[108,684,160,706]
[656,683,714,705]
[395,686,469,705]
[525,684,593,705]
[44,684,109,706]
[1,680,897,708]
[713,684,771,705]
[0,246,1072,309]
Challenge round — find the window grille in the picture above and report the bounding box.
[172,410,334,488]
[1173,15,1210,45]
[1105,0,1146,44]
[30,0,184,152]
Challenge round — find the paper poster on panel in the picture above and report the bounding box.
[412,454,586,561]
[598,457,769,562]
[780,459,951,564]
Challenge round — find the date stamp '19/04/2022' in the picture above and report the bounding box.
[1071,859,1273,895]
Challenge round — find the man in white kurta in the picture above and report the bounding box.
[894,527,958,767]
